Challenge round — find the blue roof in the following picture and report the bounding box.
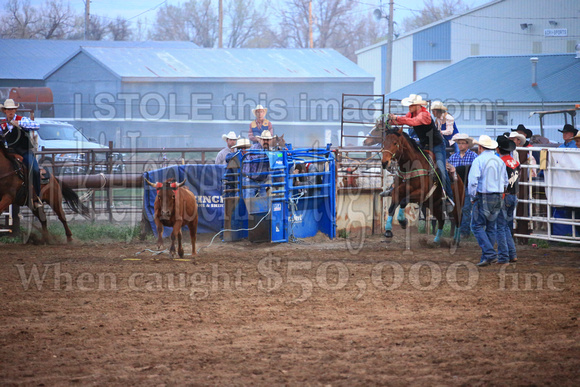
[387,54,580,103]
[73,47,372,81]
[0,39,198,80]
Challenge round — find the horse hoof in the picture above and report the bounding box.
[384,230,393,238]
[399,220,408,229]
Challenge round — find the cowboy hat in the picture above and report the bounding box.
[252,104,268,116]
[221,131,239,141]
[496,135,516,152]
[573,132,580,140]
[1,99,19,109]
[558,124,578,135]
[232,138,251,149]
[509,131,526,144]
[430,101,447,111]
[401,94,428,107]
[473,135,498,150]
[256,130,274,140]
[451,133,473,145]
[512,124,533,139]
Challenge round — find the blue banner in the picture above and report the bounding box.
[144,165,225,237]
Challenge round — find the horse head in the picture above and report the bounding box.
[272,134,286,150]
[381,126,404,169]
[363,116,387,147]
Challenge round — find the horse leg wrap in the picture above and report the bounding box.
[397,207,406,222]
[434,229,443,243]
[385,216,393,231]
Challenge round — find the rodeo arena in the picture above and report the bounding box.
[1,2,580,385]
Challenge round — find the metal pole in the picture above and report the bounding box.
[84,0,90,40]
[218,0,223,48]
[309,1,313,48]
[384,0,394,94]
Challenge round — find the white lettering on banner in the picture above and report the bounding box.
[196,196,224,208]
[544,29,567,37]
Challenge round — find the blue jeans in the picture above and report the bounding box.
[496,194,518,263]
[471,193,503,263]
[432,142,453,200]
[459,190,473,236]
[22,152,41,197]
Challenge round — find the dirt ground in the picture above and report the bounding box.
[1,231,579,386]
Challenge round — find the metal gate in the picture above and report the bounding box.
[515,146,580,245]
[223,145,336,243]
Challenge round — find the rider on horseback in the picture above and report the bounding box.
[1,99,42,208]
[388,94,455,214]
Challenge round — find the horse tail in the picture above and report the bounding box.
[59,180,91,218]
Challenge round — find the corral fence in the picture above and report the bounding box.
[1,145,391,237]
[515,146,580,245]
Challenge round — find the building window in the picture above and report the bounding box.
[533,41,542,54]
[470,43,479,56]
[486,110,508,126]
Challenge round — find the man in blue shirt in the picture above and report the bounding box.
[557,124,578,149]
[468,135,508,267]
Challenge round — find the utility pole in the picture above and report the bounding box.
[84,0,90,40]
[384,0,394,94]
[219,0,223,48]
[308,1,313,48]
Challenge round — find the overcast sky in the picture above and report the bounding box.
[21,0,492,30]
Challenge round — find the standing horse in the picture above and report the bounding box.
[379,125,465,244]
[0,143,89,242]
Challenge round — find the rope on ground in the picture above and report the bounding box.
[197,206,273,254]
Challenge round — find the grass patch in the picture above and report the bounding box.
[49,222,143,242]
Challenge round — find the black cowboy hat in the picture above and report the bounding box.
[497,135,516,152]
[512,124,533,139]
[558,124,578,135]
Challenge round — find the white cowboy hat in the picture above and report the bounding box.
[232,138,251,149]
[508,131,526,144]
[252,104,268,116]
[256,130,274,140]
[474,135,498,149]
[221,131,239,141]
[2,99,19,109]
[573,132,580,140]
[431,100,447,111]
[401,94,428,107]
[451,133,473,145]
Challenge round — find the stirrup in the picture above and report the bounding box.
[379,186,394,197]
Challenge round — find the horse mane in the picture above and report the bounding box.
[385,128,422,155]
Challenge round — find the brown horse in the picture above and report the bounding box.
[0,143,89,242]
[379,125,465,244]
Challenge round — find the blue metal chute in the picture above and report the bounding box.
[222,145,336,243]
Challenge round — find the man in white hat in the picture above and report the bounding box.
[248,105,273,144]
[389,93,455,212]
[431,101,459,154]
[215,131,239,165]
[448,133,477,168]
[1,99,42,207]
[467,135,508,267]
[448,133,478,238]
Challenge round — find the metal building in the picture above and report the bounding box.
[356,0,580,94]
[0,40,374,149]
[385,53,580,142]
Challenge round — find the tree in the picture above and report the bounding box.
[275,0,388,61]
[38,0,75,39]
[225,0,261,48]
[109,16,132,41]
[402,0,469,32]
[0,0,41,39]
